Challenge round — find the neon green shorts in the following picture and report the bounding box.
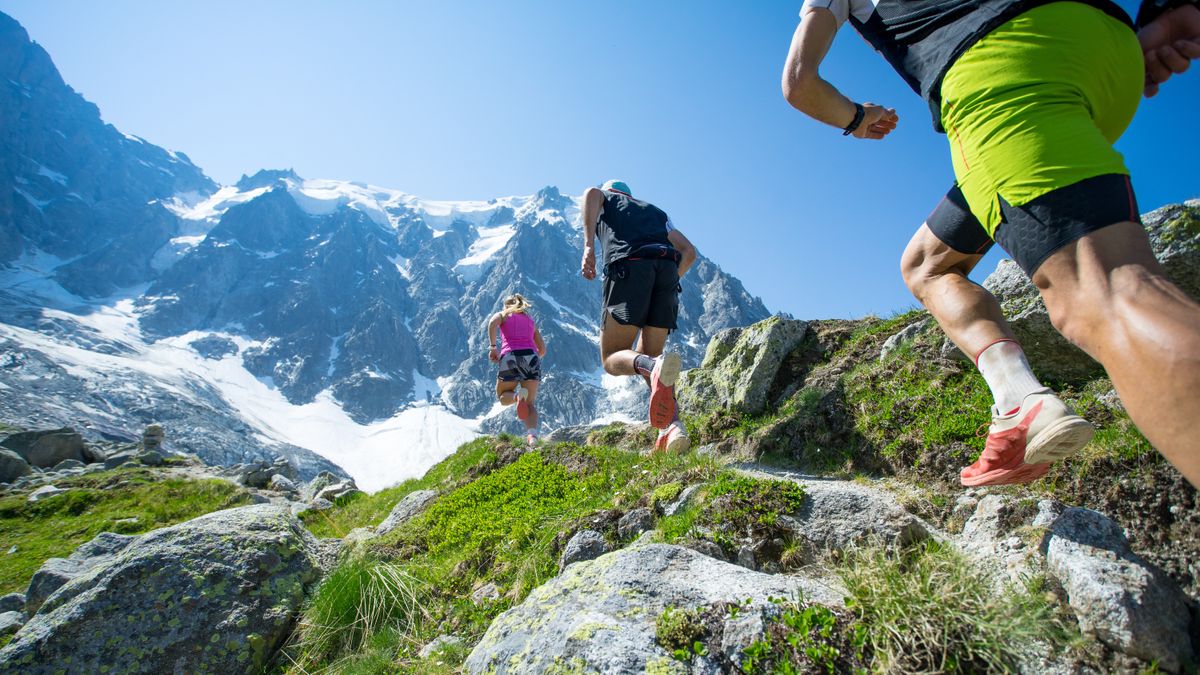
[940,2,1143,246]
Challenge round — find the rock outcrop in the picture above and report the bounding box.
[0,504,323,674]
[466,543,841,674]
[678,317,809,415]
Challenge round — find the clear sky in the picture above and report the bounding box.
[1,0,1196,319]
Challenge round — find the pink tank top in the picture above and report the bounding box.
[499,313,537,355]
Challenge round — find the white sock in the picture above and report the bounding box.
[975,340,1043,414]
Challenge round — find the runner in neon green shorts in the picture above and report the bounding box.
[941,2,1145,271]
[781,1,1200,489]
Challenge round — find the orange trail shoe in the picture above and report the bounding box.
[648,352,681,429]
[960,388,1094,487]
[655,420,690,454]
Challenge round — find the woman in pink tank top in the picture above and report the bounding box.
[487,294,547,445]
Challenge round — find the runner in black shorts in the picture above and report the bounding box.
[581,180,697,453]
[782,1,1200,487]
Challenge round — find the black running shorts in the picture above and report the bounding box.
[926,175,1140,275]
[602,258,680,330]
[497,349,540,382]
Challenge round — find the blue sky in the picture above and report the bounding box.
[1,0,1196,319]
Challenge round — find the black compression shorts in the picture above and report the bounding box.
[601,258,680,330]
[926,176,1140,274]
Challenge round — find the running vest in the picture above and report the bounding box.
[825,0,1134,131]
[595,189,675,269]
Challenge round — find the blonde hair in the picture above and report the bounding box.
[501,293,531,319]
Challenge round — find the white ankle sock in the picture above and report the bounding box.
[975,340,1043,414]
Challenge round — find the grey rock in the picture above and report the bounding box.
[102,449,139,470]
[140,424,165,452]
[26,485,65,503]
[136,450,163,466]
[1,504,322,674]
[677,317,810,415]
[558,530,610,571]
[756,472,932,551]
[0,612,22,639]
[316,480,361,502]
[879,319,928,361]
[268,474,299,495]
[661,484,702,518]
[419,634,465,660]
[617,508,655,540]
[736,544,757,571]
[0,594,24,614]
[722,610,770,665]
[376,489,438,537]
[24,532,135,615]
[959,495,1038,588]
[0,428,86,468]
[0,449,31,484]
[50,459,83,472]
[1042,506,1193,671]
[240,457,296,489]
[683,538,726,562]
[543,425,592,446]
[465,544,842,674]
[302,471,339,501]
[471,582,502,604]
[308,497,335,512]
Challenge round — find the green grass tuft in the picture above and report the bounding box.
[840,541,1076,673]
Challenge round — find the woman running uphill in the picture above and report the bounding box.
[488,294,547,445]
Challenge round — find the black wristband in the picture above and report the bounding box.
[842,103,865,136]
[1136,0,1198,28]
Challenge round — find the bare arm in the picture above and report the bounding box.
[487,313,502,362]
[580,188,603,280]
[668,229,697,278]
[780,8,899,139]
[533,328,546,357]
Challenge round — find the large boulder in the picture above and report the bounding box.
[0,504,323,674]
[23,532,135,615]
[0,449,31,484]
[677,317,809,415]
[957,495,1194,671]
[982,200,1200,382]
[466,544,842,674]
[376,489,438,537]
[1038,504,1194,672]
[0,428,86,468]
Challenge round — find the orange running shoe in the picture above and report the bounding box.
[648,352,681,429]
[960,388,1093,487]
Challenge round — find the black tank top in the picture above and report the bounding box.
[595,190,674,269]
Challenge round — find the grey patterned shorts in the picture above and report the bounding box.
[498,349,541,382]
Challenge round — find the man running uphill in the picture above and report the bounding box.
[780,0,1200,487]
[580,180,697,453]
[488,294,547,445]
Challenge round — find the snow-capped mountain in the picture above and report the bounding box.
[0,11,769,490]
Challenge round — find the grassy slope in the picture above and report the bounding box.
[285,431,1080,673]
[0,465,252,595]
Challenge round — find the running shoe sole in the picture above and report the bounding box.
[960,461,1050,487]
[516,389,530,421]
[1022,415,1094,465]
[664,432,690,454]
[648,352,681,429]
